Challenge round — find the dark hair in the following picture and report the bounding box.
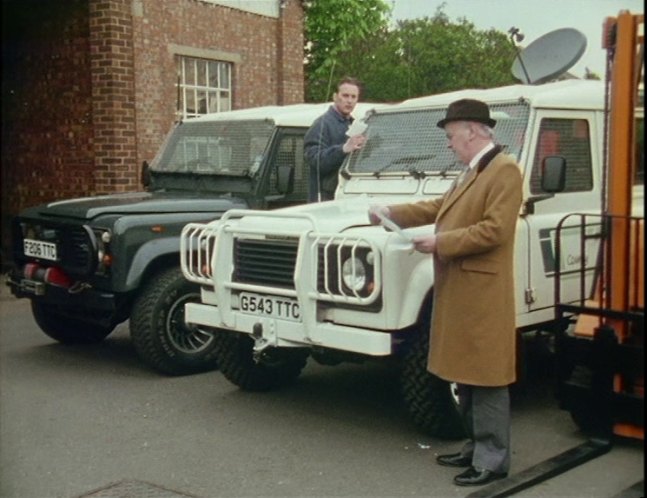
[336,76,362,96]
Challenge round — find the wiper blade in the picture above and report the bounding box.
[372,154,436,177]
[438,161,463,177]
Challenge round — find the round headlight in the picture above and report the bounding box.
[341,257,366,292]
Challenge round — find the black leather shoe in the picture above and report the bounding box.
[436,452,472,468]
[453,466,508,486]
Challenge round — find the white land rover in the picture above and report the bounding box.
[180,80,644,437]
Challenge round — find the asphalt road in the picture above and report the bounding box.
[0,283,643,498]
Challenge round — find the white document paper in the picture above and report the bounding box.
[346,120,368,137]
[372,208,414,242]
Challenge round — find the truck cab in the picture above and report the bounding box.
[180,80,644,436]
[6,102,377,375]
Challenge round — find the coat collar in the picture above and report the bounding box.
[438,145,505,220]
[476,144,503,173]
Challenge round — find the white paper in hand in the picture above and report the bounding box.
[372,207,414,242]
[346,120,368,137]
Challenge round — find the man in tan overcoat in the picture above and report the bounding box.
[369,99,522,487]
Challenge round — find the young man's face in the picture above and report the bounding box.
[333,83,360,117]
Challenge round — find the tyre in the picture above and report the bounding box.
[565,365,613,437]
[31,301,114,344]
[130,267,218,375]
[400,327,465,439]
[213,330,308,391]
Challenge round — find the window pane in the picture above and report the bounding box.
[184,59,195,86]
[197,90,207,114]
[208,62,219,87]
[185,88,196,115]
[208,92,219,113]
[219,64,230,89]
[219,91,231,112]
[196,59,207,87]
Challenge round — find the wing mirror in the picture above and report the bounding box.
[276,165,295,195]
[523,156,566,215]
[541,156,566,193]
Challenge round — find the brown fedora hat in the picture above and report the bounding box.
[436,98,496,128]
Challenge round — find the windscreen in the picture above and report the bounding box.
[151,119,275,176]
[346,103,530,176]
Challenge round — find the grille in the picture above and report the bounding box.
[15,219,96,277]
[233,238,298,288]
[65,226,95,273]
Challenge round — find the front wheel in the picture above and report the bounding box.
[400,329,465,439]
[130,267,218,375]
[214,331,308,391]
[31,301,114,344]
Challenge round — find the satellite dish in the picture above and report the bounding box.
[511,28,587,84]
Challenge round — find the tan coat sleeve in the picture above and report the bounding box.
[388,194,445,228]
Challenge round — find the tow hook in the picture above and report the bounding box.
[68,282,92,294]
[251,322,271,363]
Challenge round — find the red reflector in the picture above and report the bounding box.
[24,263,40,279]
[44,267,73,288]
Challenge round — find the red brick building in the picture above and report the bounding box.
[1,0,305,265]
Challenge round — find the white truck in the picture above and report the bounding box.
[180,80,644,437]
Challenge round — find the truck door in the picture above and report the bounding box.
[263,128,309,209]
[522,110,603,313]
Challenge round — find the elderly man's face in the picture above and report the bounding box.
[445,121,474,165]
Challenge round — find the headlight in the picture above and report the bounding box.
[341,256,367,292]
[93,228,113,273]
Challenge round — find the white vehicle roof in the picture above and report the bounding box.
[185,102,386,127]
[395,80,606,113]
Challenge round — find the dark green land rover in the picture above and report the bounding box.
[6,103,344,375]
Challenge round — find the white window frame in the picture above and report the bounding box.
[177,55,232,119]
[170,45,241,120]
[195,0,281,18]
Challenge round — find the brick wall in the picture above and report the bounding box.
[131,0,305,166]
[1,0,95,265]
[89,0,138,194]
[1,0,304,265]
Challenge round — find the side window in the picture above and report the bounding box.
[530,118,593,194]
[268,134,307,199]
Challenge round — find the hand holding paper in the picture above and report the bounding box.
[346,119,368,137]
[368,205,414,242]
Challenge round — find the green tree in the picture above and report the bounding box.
[337,11,518,102]
[303,0,391,102]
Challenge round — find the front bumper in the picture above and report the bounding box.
[6,269,119,316]
[185,302,394,356]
